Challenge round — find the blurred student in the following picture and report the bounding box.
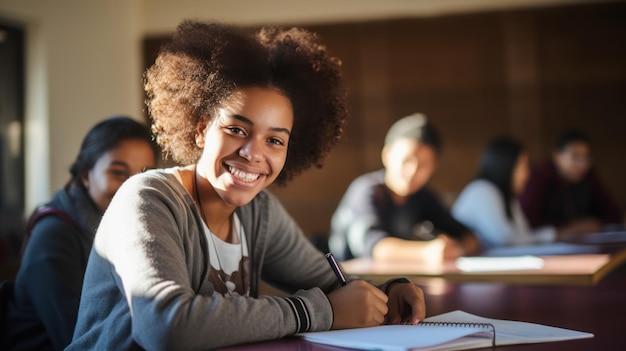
[329,113,479,263]
[4,116,158,350]
[452,136,558,248]
[519,129,623,233]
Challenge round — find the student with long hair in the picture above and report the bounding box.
[452,136,557,248]
[5,116,158,350]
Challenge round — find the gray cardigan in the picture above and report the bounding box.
[68,169,343,350]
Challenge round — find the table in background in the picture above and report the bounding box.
[341,244,626,286]
[218,265,626,351]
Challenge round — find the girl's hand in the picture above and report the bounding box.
[385,282,426,325]
[327,280,388,329]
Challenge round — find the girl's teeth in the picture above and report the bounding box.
[229,166,260,182]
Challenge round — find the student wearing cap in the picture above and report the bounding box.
[329,113,479,263]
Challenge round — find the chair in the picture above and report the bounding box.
[0,280,15,345]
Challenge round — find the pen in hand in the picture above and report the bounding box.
[325,252,347,286]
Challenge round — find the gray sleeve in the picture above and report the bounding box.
[254,191,340,331]
[259,191,340,293]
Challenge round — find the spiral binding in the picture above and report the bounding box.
[421,321,496,347]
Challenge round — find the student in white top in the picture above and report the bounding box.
[452,136,557,248]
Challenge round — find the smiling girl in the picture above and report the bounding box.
[67,21,425,351]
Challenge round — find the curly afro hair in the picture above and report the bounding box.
[144,20,348,186]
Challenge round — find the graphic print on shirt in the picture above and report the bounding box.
[203,214,250,296]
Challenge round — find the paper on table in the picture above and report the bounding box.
[426,310,593,348]
[456,255,544,272]
[482,242,600,256]
[297,310,593,351]
[298,323,490,351]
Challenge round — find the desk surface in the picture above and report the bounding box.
[341,245,626,286]
[218,266,626,351]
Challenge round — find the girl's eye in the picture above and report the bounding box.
[226,126,246,136]
[110,169,130,179]
[268,138,284,146]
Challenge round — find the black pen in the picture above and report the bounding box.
[325,252,347,286]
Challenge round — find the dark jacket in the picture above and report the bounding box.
[5,183,102,350]
[519,159,622,228]
[329,170,470,261]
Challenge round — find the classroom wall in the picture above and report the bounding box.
[0,0,144,212]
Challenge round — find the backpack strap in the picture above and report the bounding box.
[21,206,79,259]
[26,206,78,233]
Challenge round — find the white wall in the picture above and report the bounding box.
[140,0,600,35]
[0,0,143,212]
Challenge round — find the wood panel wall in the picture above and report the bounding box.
[143,2,626,240]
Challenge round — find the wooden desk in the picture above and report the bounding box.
[218,267,626,350]
[340,246,626,286]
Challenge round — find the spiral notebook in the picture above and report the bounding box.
[297,310,593,351]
